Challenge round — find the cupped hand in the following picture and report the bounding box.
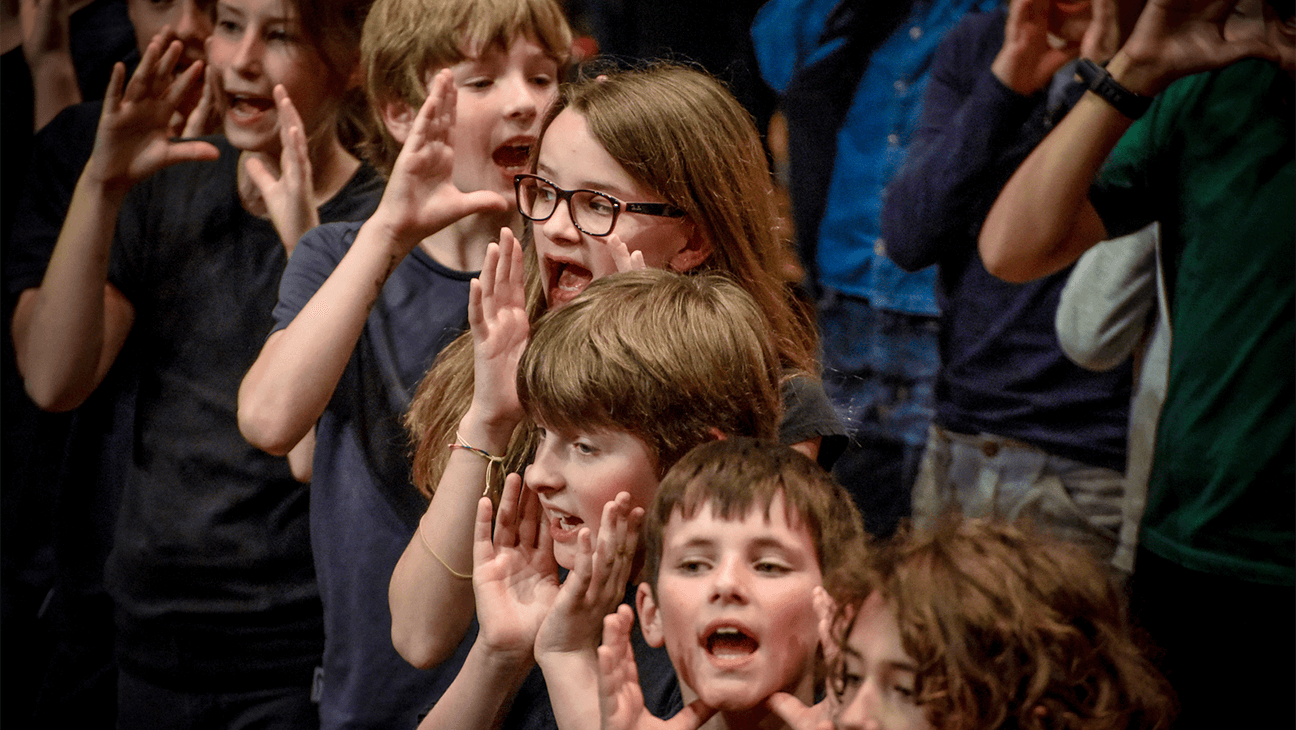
[374,67,510,251]
[473,474,560,662]
[244,85,319,252]
[86,35,218,190]
[598,605,717,730]
[466,229,529,430]
[536,492,644,658]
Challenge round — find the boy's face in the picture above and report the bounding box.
[446,37,559,201]
[532,109,706,309]
[207,0,336,156]
[637,494,823,712]
[833,592,932,730]
[129,0,212,68]
[525,425,659,571]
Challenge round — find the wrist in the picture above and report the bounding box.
[459,408,520,451]
[1075,56,1157,119]
[1105,48,1170,96]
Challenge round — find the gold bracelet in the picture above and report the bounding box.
[417,523,471,580]
[448,430,506,497]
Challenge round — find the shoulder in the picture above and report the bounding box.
[320,162,385,223]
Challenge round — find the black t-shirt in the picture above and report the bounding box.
[105,138,383,689]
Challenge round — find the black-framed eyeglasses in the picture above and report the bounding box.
[514,173,685,237]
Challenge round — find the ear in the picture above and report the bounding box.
[667,223,713,273]
[635,581,666,648]
[382,100,417,146]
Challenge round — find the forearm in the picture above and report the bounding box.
[390,409,522,667]
[417,637,533,730]
[238,216,414,454]
[977,87,1126,282]
[537,649,603,730]
[17,172,132,411]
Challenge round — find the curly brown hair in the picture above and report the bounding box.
[828,517,1177,730]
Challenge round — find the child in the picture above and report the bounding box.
[827,517,1175,730]
[391,62,846,673]
[14,0,381,724]
[598,437,867,730]
[235,0,571,726]
[420,264,786,728]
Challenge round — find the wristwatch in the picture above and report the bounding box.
[1075,59,1154,120]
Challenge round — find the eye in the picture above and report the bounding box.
[536,185,557,203]
[584,195,616,217]
[465,78,494,90]
[530,74,555,88]
[834,670,862,700]
[676,558,709,574]
[572,440,597,456]
[216,18,241,34]
[754,559,791,575]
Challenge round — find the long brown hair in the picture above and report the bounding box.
[406,63,818,497]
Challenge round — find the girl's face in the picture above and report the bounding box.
[531,108,710,308]
[128,0,212,70]
[834,592,933,730]
[207,0,340,155]
[524,424,659,570]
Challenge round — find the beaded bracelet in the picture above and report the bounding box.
[449,430,506,497]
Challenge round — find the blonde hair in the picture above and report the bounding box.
[406,63,818,496]
[829,518,1176,730]
[519,270,782,476]
[642,438,865,591]
[358,0,572,174]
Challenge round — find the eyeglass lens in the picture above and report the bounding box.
[517,176,618,236]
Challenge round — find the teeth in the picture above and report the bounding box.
[715,628,741,636]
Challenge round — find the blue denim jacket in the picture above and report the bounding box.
[753,0,997,315]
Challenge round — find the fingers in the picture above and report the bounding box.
[668,699,719,730]
[180,65,217,138]
[243,155,277,198]
[494,472,525,548]
[409,68,454,147]
[607,234,648,273]
[517,479,542,549]
[500,228,527,306]
[472,496,495,576]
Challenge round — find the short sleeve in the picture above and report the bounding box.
[269,221,359,335]
[779,374,848,468]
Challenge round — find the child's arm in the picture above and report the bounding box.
[389,229,530,668]
[417,477,559,729]
[598,605,716,730]
[238,69,508,455]
[15,38,218,412]
[979,0,1280,283]
[536,493,643,730]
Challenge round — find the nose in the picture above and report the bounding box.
[176,0,213,47]
[834,681,882,730]
[539,197,581,246]
[708,555,749,605]
[523,439,564,495]
[230,27,263,78]
[501,73,539,126]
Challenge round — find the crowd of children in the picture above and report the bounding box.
[2,0,1290,728]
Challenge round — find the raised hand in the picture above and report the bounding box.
[85,35,218,192]
[244,85,319,252]
[175,64,221,139]
[599,605,716,730]
[992,0,1085,94]
[466,229,529,430]
[472,474,561,662]
[536,492,644,659]
[373,67,510,251]
[1117,0,1281,93]
[607,233,648,274]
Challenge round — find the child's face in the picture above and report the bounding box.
[207,0,338,155]
[446,38,559,201]
[638,494,823,712]
[525,424,659,571]
[128,0,212,69]
[532,108,707,309]
[833,592,933,730]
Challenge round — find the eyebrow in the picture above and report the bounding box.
[841,644,919,673]
[533,164,637,200]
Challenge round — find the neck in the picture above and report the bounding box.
[419,210,519,272]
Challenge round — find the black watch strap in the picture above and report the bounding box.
[1075,58,1154,120]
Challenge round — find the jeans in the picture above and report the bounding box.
[117,669,318,730]
[912,425,1123,566]
[817,290,939,538]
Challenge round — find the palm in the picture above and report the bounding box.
[468,232,529,426]
[89,38,213,188]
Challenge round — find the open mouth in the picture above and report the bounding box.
[493,143,531,171]
[228,94,274,123]
[546,259,592,306]
[547,509,584,542]
[706,626,759,660]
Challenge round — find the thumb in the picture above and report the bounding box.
[456,190,511,217]
[243,154,279,196]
